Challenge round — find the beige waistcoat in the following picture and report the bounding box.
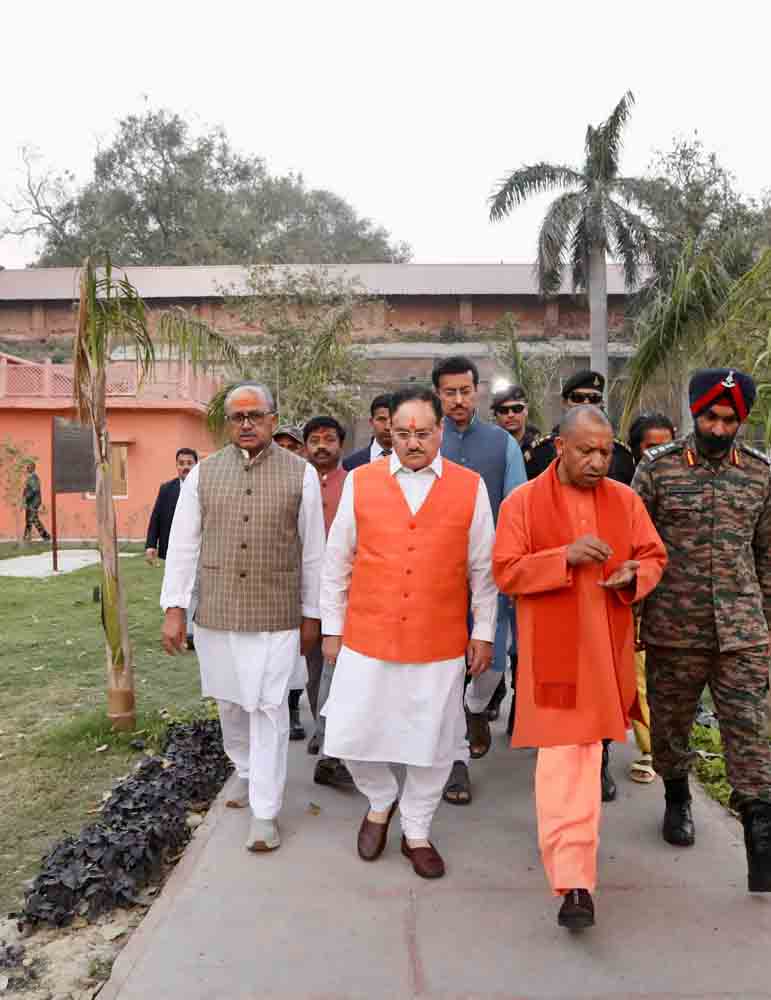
[196,442,306,633]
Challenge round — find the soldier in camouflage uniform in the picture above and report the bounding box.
[524,369,634,802]
[22,462,50,542]
[633,368,771,893]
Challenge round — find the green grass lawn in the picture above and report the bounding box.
[0,552,205,913]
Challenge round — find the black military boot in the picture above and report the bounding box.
[662,777,695,846]
[601,741,617,802]
[741,801,771,892]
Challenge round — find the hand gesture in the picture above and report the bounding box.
[321,635,342,666]
[300,617,321,656]
[466,639,493,677]
[599,560,640,590]
[162,608,186,655]
[566,534,613,567]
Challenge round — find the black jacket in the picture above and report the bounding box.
[145,478,182,560]
[342,444,373,472]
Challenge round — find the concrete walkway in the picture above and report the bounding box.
[0,549,137,578]
[101,703,771,999]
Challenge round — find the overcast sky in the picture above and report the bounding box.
[1,0,768,269]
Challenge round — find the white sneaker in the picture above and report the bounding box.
[225,778,249,809]
[246,817,281,852]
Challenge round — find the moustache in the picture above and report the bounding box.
[314,449,330,457]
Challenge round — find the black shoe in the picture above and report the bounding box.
[486,676,506,721]
[307,731,321,755]
[741,801,771,892]
[289,708,306,742]
[601,743,617,802]
[314,757,354,790]
[558,889,595,930]
[662,777,695,846]
[185,634,195,651]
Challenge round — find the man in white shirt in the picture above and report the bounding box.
[161,383,325,853]
[320,387,497,878]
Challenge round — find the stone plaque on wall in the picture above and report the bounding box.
[53,417,96,494]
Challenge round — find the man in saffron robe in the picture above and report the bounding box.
[321,387,498,879]
[493,406,666,929]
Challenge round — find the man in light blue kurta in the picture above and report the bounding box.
[432,355,526,805]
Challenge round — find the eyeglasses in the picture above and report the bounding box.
[567,391,604,406]
[496,403,526,415]
[392,429,436,444]
[439,387,474,399]
[227,410,275,425]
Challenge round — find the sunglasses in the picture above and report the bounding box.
[567,391,604,406]
[495,403,527,415]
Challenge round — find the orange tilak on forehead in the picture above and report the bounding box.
[408,417,418,431]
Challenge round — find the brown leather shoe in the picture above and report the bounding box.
[400,835,445,879]
[357,800,398,861]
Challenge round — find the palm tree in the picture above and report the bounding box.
[489,91,655,380]
[73,256,242,730]
[621,246,771,437]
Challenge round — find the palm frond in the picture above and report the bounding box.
[155,307,243,374]
[488,164,583,222]
[621,243,732,429]
[535,191,582,295]
[605,198,656,289]
[584,91,635,182]
[570,214,589,291]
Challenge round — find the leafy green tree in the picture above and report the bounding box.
[622,138,769,430]
[208,266,368,433]
[489,91,656,380]
[4,108,411,266]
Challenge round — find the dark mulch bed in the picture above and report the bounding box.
[12,719,232,929]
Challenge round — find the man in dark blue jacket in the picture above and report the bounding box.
[342,394,393,470]
[146,448,198,645]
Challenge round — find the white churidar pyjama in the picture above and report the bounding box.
[344,760,454,840]
[194,625,300,819]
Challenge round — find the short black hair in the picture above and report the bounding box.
[389,387,443,424]
[491,384,527,410]
[176,448,198,462]
[369,393,392,417]
[303,415,346,444]
[628,412,675,463]
[431,355,479,389]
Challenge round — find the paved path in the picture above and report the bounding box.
[101,702,771,999]
[0,549,137,578]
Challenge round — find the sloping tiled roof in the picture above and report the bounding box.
[0,262,631,301]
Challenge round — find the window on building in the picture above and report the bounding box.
[86,443,128,499]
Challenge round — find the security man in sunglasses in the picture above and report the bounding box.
[524,370,634,487]
[491,385,541,453]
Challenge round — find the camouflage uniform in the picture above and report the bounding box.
[524,427,635,485]
[633,434,771,806]
[22,472,50,541]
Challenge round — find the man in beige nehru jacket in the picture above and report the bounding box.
[161,383,325,852]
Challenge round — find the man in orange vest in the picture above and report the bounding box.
[319,387,497,879]
[493,406,666,928]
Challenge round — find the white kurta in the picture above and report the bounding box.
[161,457,324,712]
[321,452,497,766]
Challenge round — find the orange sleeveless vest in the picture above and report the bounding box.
[342,457,479,663]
